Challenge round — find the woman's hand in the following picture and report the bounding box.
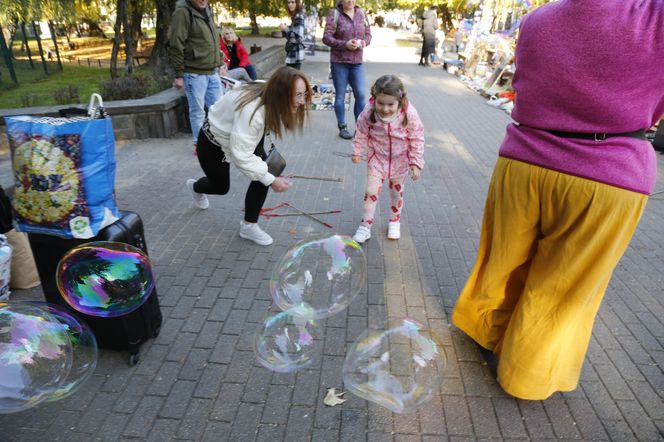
[409,165,421,181]
[270,177,291,192]
[346,40,358,51]
[279,23,288,31]
[351,155,362,164]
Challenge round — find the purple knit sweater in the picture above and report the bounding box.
[499,0,664,195]
[322,3,372,64]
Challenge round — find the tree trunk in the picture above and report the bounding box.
[148,0,176,76]
[249,9,259,35]
[0,25,18,84]
[110,0,126,79]
[49,21,63,71]
[84,19,108,39]
[31,21,49,76]
[124,1,134,75]
[6,20,18,58]
[440,4,454,34]
[20,23,34,69]
[130,0,143,51]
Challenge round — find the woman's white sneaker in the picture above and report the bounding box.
[239,222,273,246]
[186,179,209,209]
[353,225,371,244]
[387,222,401,240]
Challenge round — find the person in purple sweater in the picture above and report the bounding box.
[452,0,664,400]
[323,0,372,140]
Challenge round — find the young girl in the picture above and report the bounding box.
[351,74,425,243]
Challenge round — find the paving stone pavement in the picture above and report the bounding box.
[1,60,663,441]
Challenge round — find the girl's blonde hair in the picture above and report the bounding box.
[234,66,312,138]
[369,74,409,126]
[221,26,237,43]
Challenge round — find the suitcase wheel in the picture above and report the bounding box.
[129,352,140,366]
[152,327,161,339]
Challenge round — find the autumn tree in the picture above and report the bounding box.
[147,0,175,75]
[223,0,281,34]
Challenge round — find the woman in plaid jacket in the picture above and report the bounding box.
[280,0,306,70]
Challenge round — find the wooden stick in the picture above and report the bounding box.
[284,203,333,228]
[271,210,341,217]
[289,174,343,182]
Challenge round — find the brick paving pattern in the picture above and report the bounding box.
[0,60,662,441]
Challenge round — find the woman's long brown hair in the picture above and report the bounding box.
[289,0,303,19]
[234,66,312,138]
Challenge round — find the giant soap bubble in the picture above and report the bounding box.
[38,304,98,401]
[342,317,447,414]
[56,241,155,318]
[253,309,322,372]
[0,303,73,414]
[270,234,366,319]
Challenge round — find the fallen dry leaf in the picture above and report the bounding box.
[323,388,346,407]
[288,229,297,234]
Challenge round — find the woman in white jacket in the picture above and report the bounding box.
[186,66,312,246]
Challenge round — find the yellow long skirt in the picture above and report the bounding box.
[452,158,648,400]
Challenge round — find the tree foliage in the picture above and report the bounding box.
[222,0,282,34]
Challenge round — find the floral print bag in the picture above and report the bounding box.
[5,94,119,239]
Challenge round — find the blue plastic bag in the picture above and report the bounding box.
[5,106,119,239]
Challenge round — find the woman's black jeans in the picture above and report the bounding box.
[193,130,269,223]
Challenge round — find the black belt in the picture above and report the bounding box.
[545,129,646,142]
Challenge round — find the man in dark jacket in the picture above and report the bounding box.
[168,0,222,148]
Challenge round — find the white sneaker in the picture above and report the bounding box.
[353,225,371,244]
[239,222,273,246]
[387,222,401,240]
[186,179,209,209]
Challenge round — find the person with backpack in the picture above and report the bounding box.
[323,0,372,140]
[168,0,223,152]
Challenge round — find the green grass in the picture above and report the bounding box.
[0,61,110,109]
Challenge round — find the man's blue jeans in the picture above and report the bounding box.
[183,72,222,144]
[330,62,366,128]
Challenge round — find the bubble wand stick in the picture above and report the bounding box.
[287,174,342,182]
[284,202,333,228]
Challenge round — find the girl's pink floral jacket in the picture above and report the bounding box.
[352,100,425,179]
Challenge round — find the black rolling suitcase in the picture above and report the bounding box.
[28,210,162,365]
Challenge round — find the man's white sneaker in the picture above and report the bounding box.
[387,222,401,240]
[239,222,273,246]
[353,225,371,244]
[186,179,209,209]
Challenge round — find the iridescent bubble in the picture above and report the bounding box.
[342,317,447,414]
[0,302,73,414]
[270,234,367,319]
[253,309,322,372]
[56,241,155,318]
[36,304,98,402]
